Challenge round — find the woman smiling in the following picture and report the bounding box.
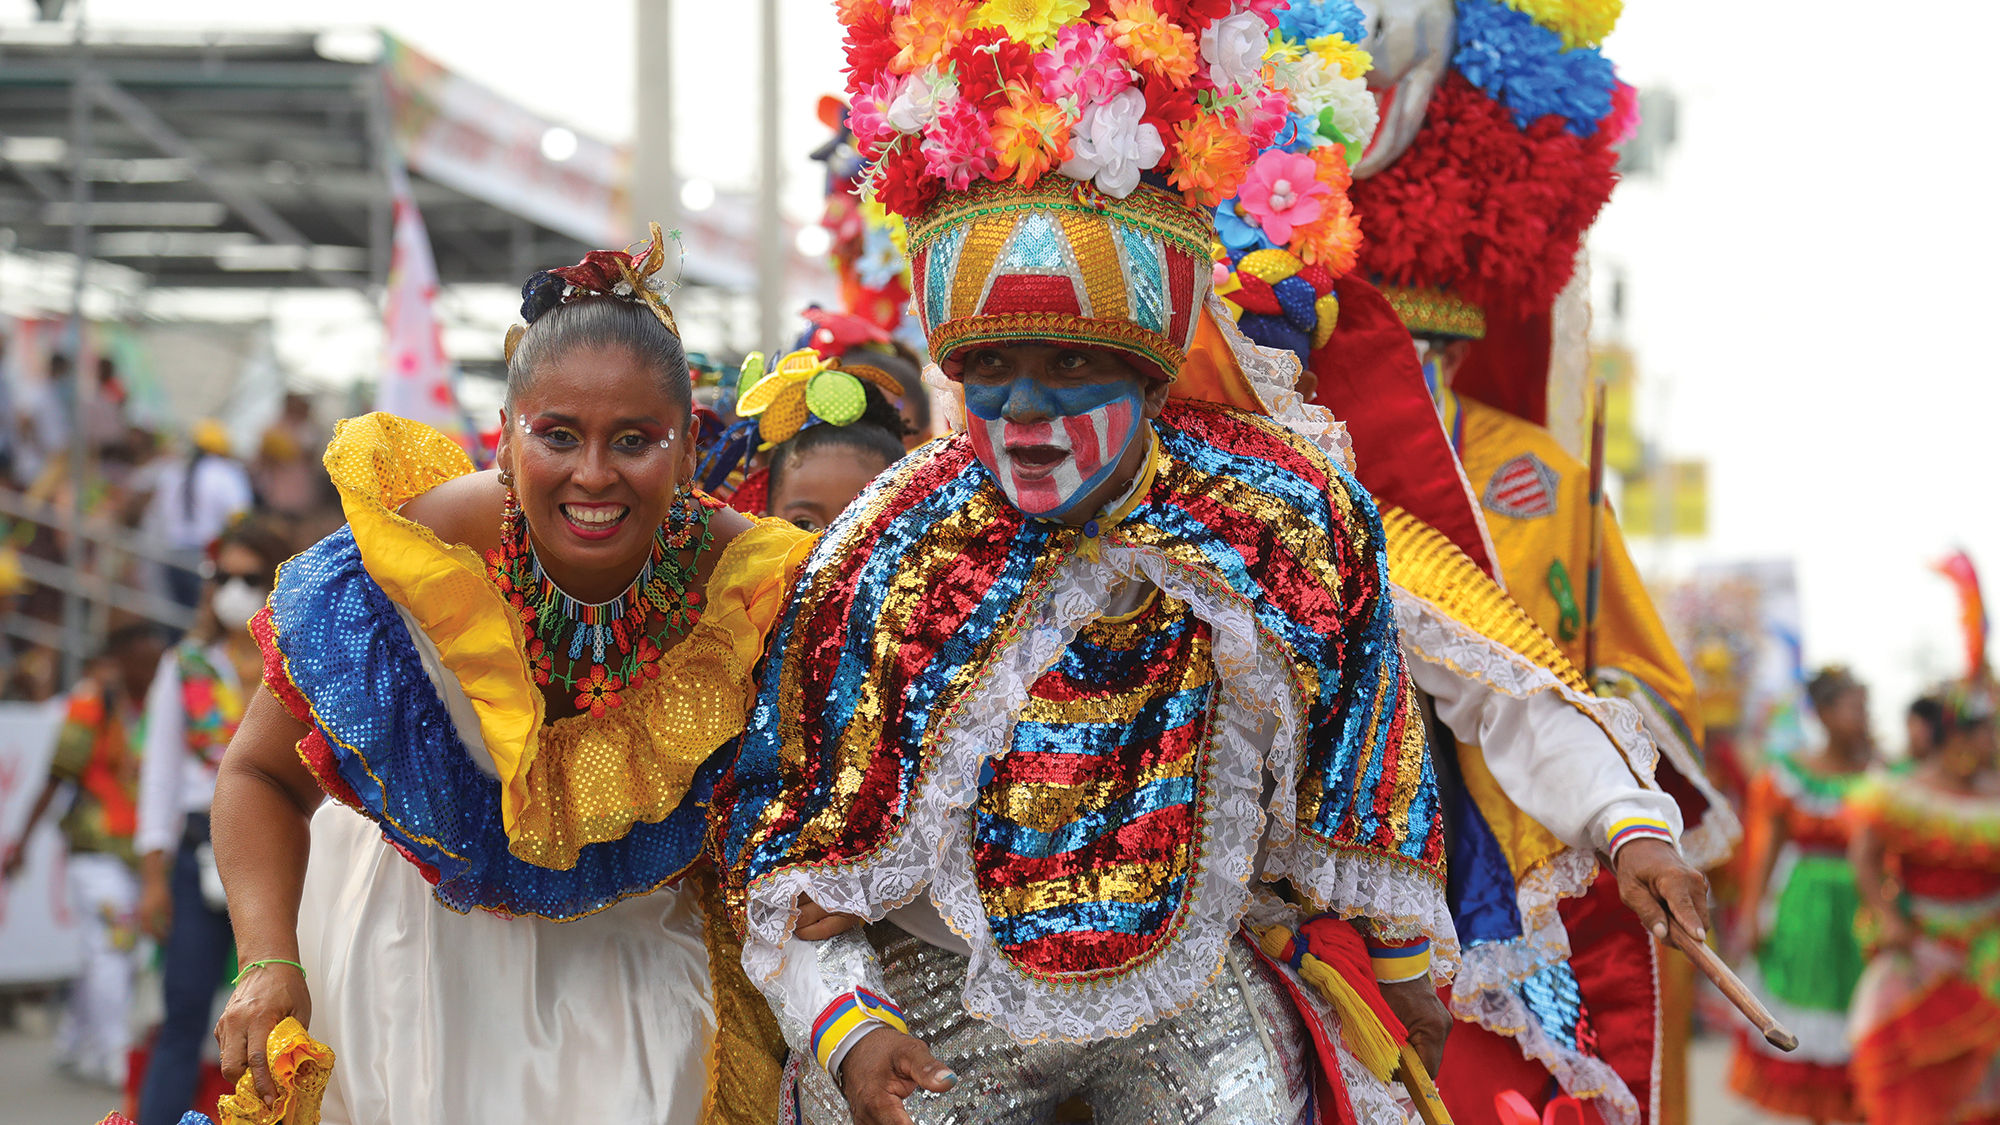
[206,228,806,1124]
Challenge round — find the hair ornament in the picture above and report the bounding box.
[505,221,686,351]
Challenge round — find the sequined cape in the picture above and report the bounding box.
[257,413,811,920]
[718,399,1450,1045]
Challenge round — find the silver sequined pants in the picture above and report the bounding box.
[789,928,1313,1125]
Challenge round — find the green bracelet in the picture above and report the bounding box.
[234,958,306,984]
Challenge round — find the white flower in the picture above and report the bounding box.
[885,68,958,134]
[1057,88,1164,199]
[1273,59,1378,146]
[1201,11,1269,96]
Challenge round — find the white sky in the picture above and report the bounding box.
[21,0,2000,737]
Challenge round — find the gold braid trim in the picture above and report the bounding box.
[1379,504,1589,695]
[694,863,784,1125]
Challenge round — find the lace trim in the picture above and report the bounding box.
[743,544,1454,1044]
[1598,668,1743,870]
[1202,292,1356,472]
[1451,979,1639,1125]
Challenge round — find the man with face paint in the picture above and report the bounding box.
[715,9,1462,1123]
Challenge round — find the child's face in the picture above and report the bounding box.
[770,444,895,533]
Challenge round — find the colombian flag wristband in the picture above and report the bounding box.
[811,988,909,1072]
[1366,936,1432,983]
[1607,816,1676,856]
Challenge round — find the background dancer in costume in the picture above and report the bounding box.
[721,5,1459,1121]
[1,622,163,1091]
[133,516,287,1125]
[207,227,805,1124]
[1848,685,2000,1125]
[1726,667,1873,1123]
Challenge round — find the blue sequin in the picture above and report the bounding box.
[1516,960,1588,1054]
[924,223,967,332]
[1113,223,1169,333]
[999,212,1068,272]
[268,529,714,920]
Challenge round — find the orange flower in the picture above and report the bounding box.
[574,666,624,718]
[1290,146,1361,272]
[1106,0,1200,87]
[991,88,1074,187]
[1168,111,1254,207]
[890,0,972,74]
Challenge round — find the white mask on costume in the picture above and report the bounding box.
[211,578,266,632]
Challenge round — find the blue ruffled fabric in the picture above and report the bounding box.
[267,528,717,919]
[1454,0,1617,135]
[1445,778,1527,947]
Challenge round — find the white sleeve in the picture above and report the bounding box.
[762,930,899,1079]
[1411,657,1682,854]
[137,649,188,857]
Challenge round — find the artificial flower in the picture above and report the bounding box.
[1502,0,1620,51]
[1273,56,1376,147]
[1275,0,1366,45]
[849,72,909,154]
[1106,0,1201,87]
[1137,72,1198,160]
[1200,11,1269,95]
[1241,0,1284,28]
[991,88,1075,186]
[1245,82,1292,147]
[1034,23,1132,109]
[950,27,1038,111]
[921,96,1000,189]
[887,67,960,133]
[1058,87,1164,197]
[856,218,913,285]
[842,5,901,83]
[1168,109,1254,206]
[1156,0,1232,23]
[866,137,945,217]
[1306,33,1371,81]
[574,666,624,718]
[890,0,972,75]
[1290,190,1360,274]
[1213,198,1274,252]
[1235,149,1328,243]
[1454,0,1615,134]
[971,0,1089,48]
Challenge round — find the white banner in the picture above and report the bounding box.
[0,699,84,984]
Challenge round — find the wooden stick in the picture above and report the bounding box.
[1661,915,1799,1052]
[1398,1042,1456,1124]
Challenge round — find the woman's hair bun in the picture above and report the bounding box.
[520,271,567,324]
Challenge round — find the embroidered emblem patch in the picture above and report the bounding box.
[1484,454,1560,520]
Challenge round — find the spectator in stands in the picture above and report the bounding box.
[136,420,254,610]
[251,392,331,522]
[84,355,130,456]
[1,622,167,1087]
[133,515,287,1125]
[14,350,73,489]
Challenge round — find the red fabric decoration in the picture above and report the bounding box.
[1297,915,1408,1041]
[1450,304,1553,426]
[1348,75,1618,324]
[1310,275,1495,577]
[803,308,893,358]
[1557,873,1659,1123]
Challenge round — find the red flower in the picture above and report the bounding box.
[1157,0,1232,25]
[842,1,899,88]
[574,666,624,719]
[1139,78,1197,170]
[634,636,665,679]
[870,139,943,219]
[948,27,1036,115]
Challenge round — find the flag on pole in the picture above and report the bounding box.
[376,163,475,452]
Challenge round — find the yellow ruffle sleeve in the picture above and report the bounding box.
[324,412,813,871]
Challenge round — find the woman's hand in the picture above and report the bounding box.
[837,1026,957,1125]
[138,867,174,943]
[793,894,865,941]
[215,962,312,1105]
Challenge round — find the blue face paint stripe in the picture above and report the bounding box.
[962,376,1142,423]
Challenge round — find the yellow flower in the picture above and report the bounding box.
[1265,37,1306,65]
[971,0,1087,48]
[1306,35,1372,81]
[991,89,1074,187]
[1106,0,1200,87]
[890,0,972,74]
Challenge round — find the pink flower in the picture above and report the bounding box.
[1235,149,1328,244]
[921,97,999,189]
[849,72,909,155]
[1034,24,1131,109]
[1242,0,1284,29]
[1245,84,1290,148]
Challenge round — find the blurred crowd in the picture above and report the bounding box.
[0,326,340,1120]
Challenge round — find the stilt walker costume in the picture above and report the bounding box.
[718,3,1458,1121]
[1212,7,1695,1122]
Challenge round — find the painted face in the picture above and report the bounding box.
[962,374,1147,518]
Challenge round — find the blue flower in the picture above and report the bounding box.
[1277,0,1367,46]
[1454,0,1615,135]
[1215,200,1275,254]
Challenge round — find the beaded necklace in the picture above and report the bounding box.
[485,489,714,696]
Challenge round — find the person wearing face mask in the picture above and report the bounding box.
[715,8,1464,1122]
[130,515,286,1122]
[204,226,807,1124]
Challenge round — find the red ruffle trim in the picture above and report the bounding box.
[1727,1033,1859,1122]
[1853,977,2000,1125]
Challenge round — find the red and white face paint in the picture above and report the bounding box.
[962,376,1146,518]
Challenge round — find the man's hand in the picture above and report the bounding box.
[793,894,865,941]
[139,869,174,943]
[1612,839,1713,944]
[1377,976,1450,1079]
[837,1026,957,1125]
